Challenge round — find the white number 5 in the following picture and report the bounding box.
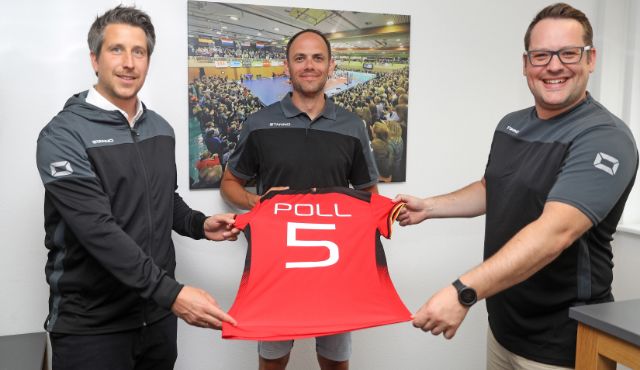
[285,222,339,269]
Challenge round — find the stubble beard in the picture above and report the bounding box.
[291,77,326,98]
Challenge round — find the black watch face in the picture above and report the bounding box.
[460,288,477,305]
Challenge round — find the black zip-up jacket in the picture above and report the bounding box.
[36,91,207,334]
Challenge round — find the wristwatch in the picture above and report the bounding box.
[452,278,477,307]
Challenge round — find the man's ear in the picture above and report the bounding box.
[284,59,291,78]
[587,47,597,73]
[329,58,336,77]
[90,52,99,77]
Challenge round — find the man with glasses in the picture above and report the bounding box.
[395,3,637,369]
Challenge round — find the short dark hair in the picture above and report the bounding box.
[286,29,332,61]
[88,5,156,59]
[524,3,593,50]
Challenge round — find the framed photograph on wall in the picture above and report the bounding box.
[187,1,410,188]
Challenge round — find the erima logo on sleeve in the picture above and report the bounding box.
[50,161,74,177]
[593,152,619,176]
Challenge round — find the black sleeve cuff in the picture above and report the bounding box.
[191,212,208,240]
[152,275,184,310]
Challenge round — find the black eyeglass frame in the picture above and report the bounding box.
[525,45,593,66]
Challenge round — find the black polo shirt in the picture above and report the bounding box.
[484,94,638,366]
[228,93,378,194]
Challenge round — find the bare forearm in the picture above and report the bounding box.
[462,223,562,300]
[220,171,258,210]
[460,202,591,300]
[410,203,592,341]
[426,180,486,219]
[395,179,486,226]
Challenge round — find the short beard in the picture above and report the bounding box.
[290,78,326,97]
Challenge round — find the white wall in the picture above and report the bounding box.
[596,0,640,228]
[2,1,638,369]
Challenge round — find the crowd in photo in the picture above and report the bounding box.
[335,55,408,65]
[189,42,286,60]
[189,75,264,188]
[332,68,409,182]
[188,63,409,188]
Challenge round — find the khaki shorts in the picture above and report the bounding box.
[486,329,574,370]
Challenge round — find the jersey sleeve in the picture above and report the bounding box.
[233,201,261,230]
[547,126,638,224]
[226,115,259,180]
[370,193,405,239]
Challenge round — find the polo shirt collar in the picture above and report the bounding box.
[281,92,337,121]
[86,86,144,124]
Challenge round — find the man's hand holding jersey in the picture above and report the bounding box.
[204,213,240,241]
[393,194,432,226]
[411,285,469,339]
[171,213,241,329]
[172,286,237,329]
[393,183,486,339]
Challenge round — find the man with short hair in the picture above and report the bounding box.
[36,6,238,370]
[396,3,638,369]
[221,29,379,370]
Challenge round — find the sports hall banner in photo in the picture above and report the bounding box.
[187,1,410,189]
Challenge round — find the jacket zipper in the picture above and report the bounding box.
[129,123,153,327]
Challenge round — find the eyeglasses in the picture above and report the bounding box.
[525,46,592,66]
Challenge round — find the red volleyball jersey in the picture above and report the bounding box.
[222,188,411,340]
